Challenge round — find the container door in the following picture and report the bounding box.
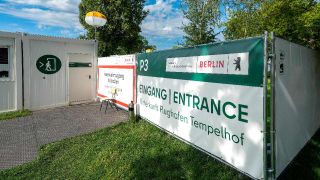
[68,53,93,104]
[28,40,67,110]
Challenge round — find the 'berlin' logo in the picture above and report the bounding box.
[233,57,241,71]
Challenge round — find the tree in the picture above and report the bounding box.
[224,0,320,49]
[141,36,157,52]
[222,0,263,40]
[181,0,221,46]
[79,0,154,56]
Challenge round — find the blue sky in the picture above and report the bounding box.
[0,0,223,50]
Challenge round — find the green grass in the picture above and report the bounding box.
[0,110,32,121]
[0,120,319,179]
[0,121,248,180]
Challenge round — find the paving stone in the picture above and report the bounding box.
[0,103,128,170]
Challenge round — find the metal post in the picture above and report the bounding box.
[270,32,276,179]
[263,31,268,180]
[129,101,135,122]
[91,24,98,103]
[21,34,25,110]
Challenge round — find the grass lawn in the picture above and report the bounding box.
[0,120,319,179]
[0,121,247,179]
[0,110,32,121]
[0,79,319,179]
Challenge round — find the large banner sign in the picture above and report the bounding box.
[137,38,265,179]
[97,55,136,109]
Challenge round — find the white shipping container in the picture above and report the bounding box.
[22,34,97,110]
[0,31,97,112]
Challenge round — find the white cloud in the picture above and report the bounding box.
[0,0,186,47]
[0,6,82,30]
[5,0,80,13]
[142,0,186,38]
[0,1,84,35]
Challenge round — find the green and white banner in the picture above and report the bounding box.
[137,37,265,179]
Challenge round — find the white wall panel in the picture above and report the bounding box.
[275,37,320,177]
[68,53,93,103]
[23,34,96,110]
[0,82,15,112]
[0,31,22,112]
[26,39,67,109]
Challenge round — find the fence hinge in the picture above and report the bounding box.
[268,168,275,180]
[268,168,275,173]
[261,131,276,135]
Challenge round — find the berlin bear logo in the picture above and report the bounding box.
[233,57,241,71]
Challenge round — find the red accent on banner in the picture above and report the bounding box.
[98,65,134,69]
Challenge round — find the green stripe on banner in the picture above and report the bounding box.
[69,62,92,68]
[137,37,265,87]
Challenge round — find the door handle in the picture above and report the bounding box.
[89,75,91,79]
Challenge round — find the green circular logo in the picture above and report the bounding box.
[36,55,62,74]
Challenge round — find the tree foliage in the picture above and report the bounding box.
[79,0,153,56]
[182,0,221,46]
[224,0,320,49]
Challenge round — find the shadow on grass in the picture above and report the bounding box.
[130,145,249,180]
[279,129,320,179]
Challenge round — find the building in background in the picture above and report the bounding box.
[0,31,97,112]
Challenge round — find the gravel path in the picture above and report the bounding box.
[0,103,128,170]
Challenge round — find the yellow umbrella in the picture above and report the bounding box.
[85,11,107,27]
[146,49,153,53]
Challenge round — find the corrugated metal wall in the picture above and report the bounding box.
[24,39,68,109]
[0,32,96,112]
[0,82,15,111]
[23,34,96,110]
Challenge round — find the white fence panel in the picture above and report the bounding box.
[137,37,267,179]
[274,37,320,177]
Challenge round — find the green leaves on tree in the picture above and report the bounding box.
[181,0,221,46]
[79,0,155,56]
